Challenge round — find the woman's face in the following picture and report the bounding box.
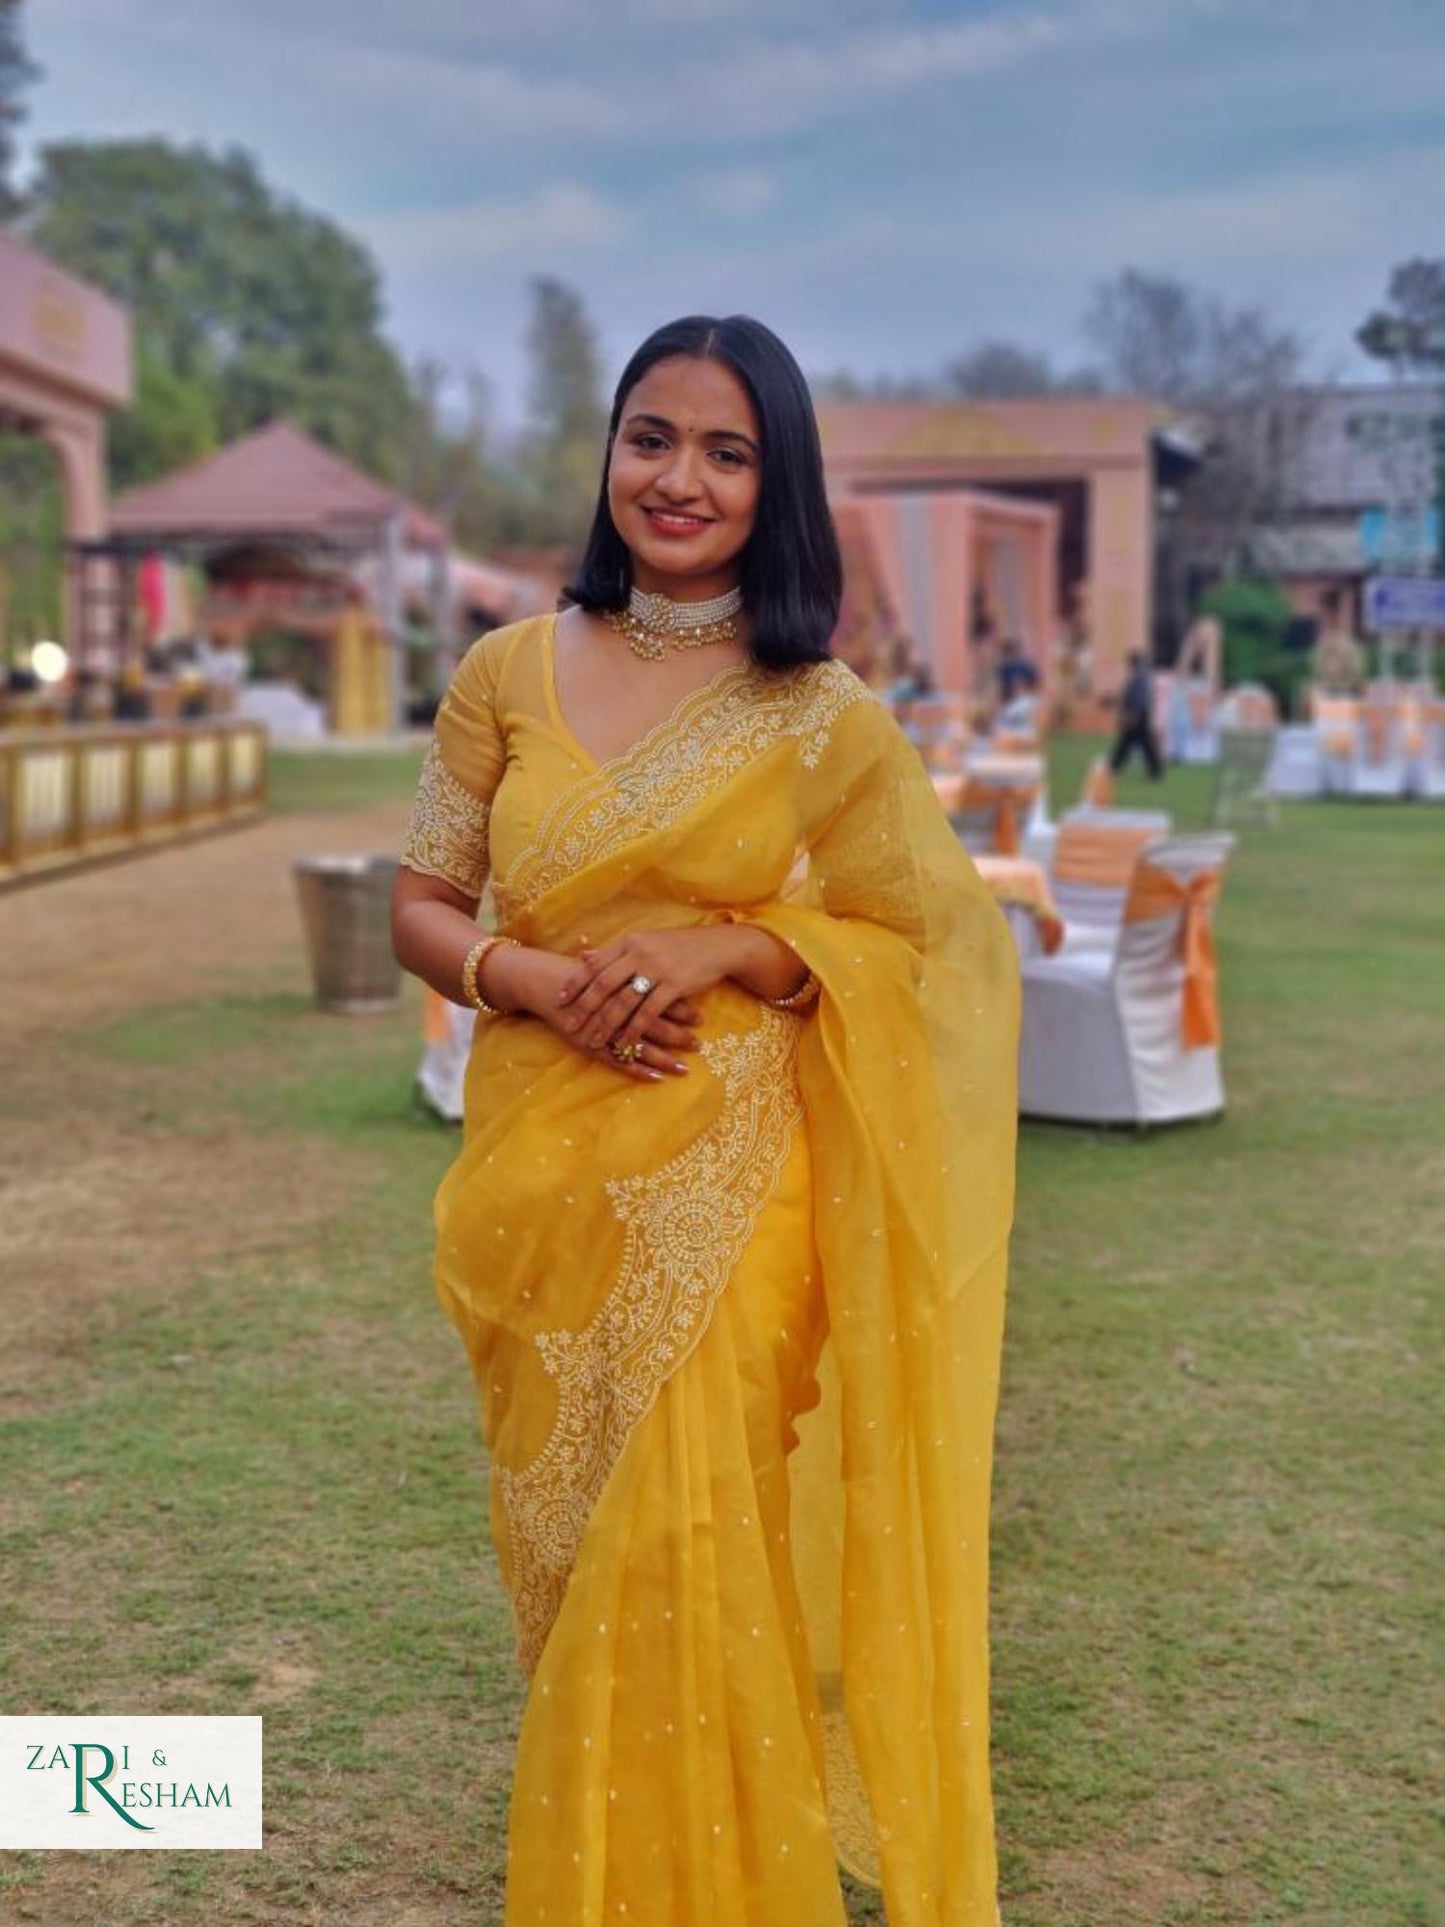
[606,355,762,599]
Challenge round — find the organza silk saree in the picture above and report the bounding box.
[401,616,1019,1925]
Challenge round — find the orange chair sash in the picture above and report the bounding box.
[1361,703,1394,764]
[1317,695,1358,758]
[423,985,453,1045]
[973,854,1064,953]
[1052,822,1156,889]
[1125,862,1223,1048]
[993,730,1039,756]
[933,773,1032,854]
[1081,759,1115,808]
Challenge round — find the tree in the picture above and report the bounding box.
[1357,258,1445,373]
[0,0,37,218]
[1084,268,1307,407]
[24,139,416,486]
[519,276,609,549]
[943,341,1057,399]
[1357,258,1445,568]
[108,337,219,493]
[1085,268,1317,636]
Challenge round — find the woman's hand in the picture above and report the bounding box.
[555,926,742,1065]
[491,942,705,1084]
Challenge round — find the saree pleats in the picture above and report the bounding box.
[413,624,1018,1925]
[503,1121,847,1926]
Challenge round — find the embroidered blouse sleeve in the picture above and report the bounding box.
[399,637,506,897]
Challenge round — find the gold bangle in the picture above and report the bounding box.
[766,969,820,1012]
[461,935,518,1016]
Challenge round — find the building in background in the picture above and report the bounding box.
[819,397,1183,713]
[1244,384,1445,631]
[0,229,132,653]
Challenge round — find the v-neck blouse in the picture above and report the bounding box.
[400,614,863,927]
[539,613,757,775]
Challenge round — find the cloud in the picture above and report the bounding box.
[359,184,631,270]
[696,169,779,219]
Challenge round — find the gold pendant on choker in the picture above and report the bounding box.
[602,586,743,662]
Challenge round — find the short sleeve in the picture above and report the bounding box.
[399,637,506,897]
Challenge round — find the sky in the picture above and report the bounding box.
[19,0,1445,427]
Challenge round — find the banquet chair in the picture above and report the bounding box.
[416,988,475,1124]
[1313,696,1359,795]
[900,693,971,772]
[939,779,1023,855]
[1080,757,1115,808]
[1048,807,1173,949]
[1410,700,1445,801]
[1019,832,1236,1126]
[1216,683,1278,731]
[1212,728,1278,829]
[1175,680,1220,764]
[1352,698,1410,798]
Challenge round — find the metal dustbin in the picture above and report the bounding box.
[293,855,401,1013]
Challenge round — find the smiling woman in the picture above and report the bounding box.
[389,314,1019,1925]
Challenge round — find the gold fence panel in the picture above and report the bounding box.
[0,721,269,886]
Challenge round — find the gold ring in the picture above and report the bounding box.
[609,1039,640,1064]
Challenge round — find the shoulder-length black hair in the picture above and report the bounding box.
[566,314,842,671]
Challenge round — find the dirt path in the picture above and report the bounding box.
[0,806,414,1402]
[0,805,410,1043]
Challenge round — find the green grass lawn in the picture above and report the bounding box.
[265,743,426,816]
[2,742,1441,1924]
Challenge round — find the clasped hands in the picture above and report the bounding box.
[540,925,743,1082]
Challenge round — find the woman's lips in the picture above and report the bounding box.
[642,508,712,538]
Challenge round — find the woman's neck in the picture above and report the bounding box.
[628,564,741,604]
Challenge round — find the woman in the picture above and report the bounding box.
[392,314,1019,1924]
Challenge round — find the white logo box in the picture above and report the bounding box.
[0,1718,262,1850]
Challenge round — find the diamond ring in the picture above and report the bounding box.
[629,974,655,997]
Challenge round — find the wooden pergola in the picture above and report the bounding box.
[83,419,451,734]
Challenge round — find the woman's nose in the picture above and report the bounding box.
[655,444,703,500]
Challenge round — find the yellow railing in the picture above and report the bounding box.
[0,720,268,885]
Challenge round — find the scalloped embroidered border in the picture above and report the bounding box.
[400,740,491,897]
[499,659,868,920]
[498,1006,805,1673]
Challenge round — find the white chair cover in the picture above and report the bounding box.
[1266,725,1323,797]
[1411,703,1445,801]
[1352,702,1410,798]
[416,997,476,1123]
[1020,833,1235,1125]
[1049,807,1172,950]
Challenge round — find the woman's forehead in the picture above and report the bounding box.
[623,356,758,436]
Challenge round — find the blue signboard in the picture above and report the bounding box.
[1358,507,1441,567]
[1363,574,1445,631]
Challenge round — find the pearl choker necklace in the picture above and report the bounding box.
[603,586,744,662]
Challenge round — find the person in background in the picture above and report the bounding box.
[995,638,1038,708]
[1312,588,1367,695]
[1109,648,1164,778]
[885,636,934,706]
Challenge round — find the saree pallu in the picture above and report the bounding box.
[408,622,1019,1925]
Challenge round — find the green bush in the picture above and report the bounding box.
[1199,576,1312,719]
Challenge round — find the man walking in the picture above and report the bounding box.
[1109,649,1164,779]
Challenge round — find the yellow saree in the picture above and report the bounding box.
[401,615,1019,1925]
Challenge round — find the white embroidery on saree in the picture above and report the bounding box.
[501,660,868,918]
[400,740,491,896]
[498,1007,804,1672]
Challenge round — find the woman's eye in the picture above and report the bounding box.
[711,448,747,467]
[632,434,668,452]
